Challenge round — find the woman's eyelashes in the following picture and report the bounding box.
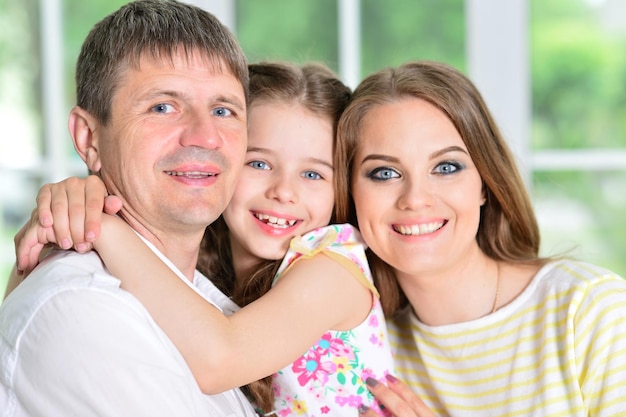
[433,160,464,175]
[367,166,401,181]
[365,160,465,181]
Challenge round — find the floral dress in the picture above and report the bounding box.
[270,224,393,417]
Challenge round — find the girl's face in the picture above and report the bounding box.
[351,98,485,278]
[223,101,335,266]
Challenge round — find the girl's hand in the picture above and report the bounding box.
[358,375,435,417]
[14,175,122,275]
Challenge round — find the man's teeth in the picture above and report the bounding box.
[166,171,214,178]
[394,221,444,236]
[255,213,297,228]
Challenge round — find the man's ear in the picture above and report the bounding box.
[68,106,102,173]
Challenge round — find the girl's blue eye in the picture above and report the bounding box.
[434,161,462,175]
[248,160,270,170]
[302,171,322,180]
[368,167,400,181]
[152,103,174,113]
[213,107,232,117]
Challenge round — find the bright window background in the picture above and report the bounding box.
[1,0,625,297]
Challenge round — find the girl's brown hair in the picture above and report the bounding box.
[197,61,351,415]
[335,61,549,318]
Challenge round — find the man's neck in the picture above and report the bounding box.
[125,219,204,281]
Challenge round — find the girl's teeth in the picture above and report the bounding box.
[255,213,296,227]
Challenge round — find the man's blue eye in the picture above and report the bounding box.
[152,103,174,113]
[213,107,232,117]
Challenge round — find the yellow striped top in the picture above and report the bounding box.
[388,260,626,416]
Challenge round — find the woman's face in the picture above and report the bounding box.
[351,98,485,277]
[223,101,335,266]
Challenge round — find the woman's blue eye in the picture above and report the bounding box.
[368,167,400,181]
[434,161,462,175]
[248,160,270,170]
[152,103,174,113]
[213,107,232,117]
[302,170,322,180]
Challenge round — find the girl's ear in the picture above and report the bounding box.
[68,106,102,173]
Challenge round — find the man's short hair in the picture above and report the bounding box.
[76,0,249,124]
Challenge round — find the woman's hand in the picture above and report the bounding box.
[14,175,122,275]
[358,375,435,417]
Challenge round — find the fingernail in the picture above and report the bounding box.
[365,377,379,388]
[76,243,89,253]
[16,266,24,276]
[41,217,52,227]
[61,239,72,250]
[385,374,399,384]
[358,404,370,414]
[86,232,96,242]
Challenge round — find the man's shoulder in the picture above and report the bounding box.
[0,250,122,343]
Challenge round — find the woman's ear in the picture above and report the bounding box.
[68,106,102,173]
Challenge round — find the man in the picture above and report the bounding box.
[0,1,257,415]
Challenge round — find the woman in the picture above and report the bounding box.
[338,61,626,416]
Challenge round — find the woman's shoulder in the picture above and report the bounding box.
[538,259,625,285]
[531,259,626,308]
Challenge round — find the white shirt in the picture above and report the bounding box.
[0,239,257,417]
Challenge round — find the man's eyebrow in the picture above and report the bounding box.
[139,90,183,101]
[136,90,245,111]
[217,95,246,112]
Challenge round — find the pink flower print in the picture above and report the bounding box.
[360,368,376,383]
[320,405,331,414]
[306,385,324,401]
[278,408,292,417]
[335,385,351,398]
[272,381,282,397]
[316,334,354,359]
[292,351,336,386]
[369,333,379,346]
[368,314,379,328]
[329,339,356,361]
[335,394,363,408]
[315,334,334,354]
[361,368,389,388]
[336,226,353,243]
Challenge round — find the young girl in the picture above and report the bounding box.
[9,62,394,417]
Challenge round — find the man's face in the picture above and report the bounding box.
[94,50,247,240]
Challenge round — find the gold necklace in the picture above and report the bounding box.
[491,262,501,314]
